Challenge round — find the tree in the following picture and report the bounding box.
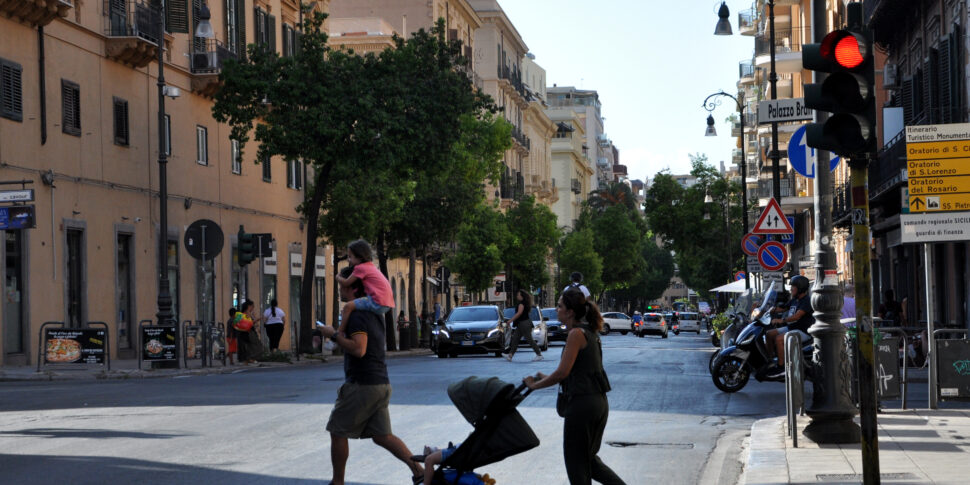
[503,195,561,293]
[447,204,508,295]
[557,228,603,297]
[588,205,644,292]
[588,181,638,213]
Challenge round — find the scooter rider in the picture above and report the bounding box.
[765,276,814,379]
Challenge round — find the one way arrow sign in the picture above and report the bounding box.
[752,198,794,235]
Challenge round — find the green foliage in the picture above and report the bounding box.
[643,154,744,298]
[589,205,644,291]
[637,236,676,301]
[503,196,561,290]
[557,228,603,296]
[711,313,732,337]
[447,205,508,294]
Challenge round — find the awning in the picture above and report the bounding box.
[426,276,440,286]
[710,280,748,293]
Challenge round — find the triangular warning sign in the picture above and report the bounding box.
[752,198,794,235]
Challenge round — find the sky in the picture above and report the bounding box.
[500,0,755,181]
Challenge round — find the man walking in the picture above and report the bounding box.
[562,271,591,299]
[318,267,423,485]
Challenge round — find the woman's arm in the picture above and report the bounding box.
[508,303,524,324]
[524,328,586,390]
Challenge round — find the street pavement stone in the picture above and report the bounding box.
[742,409,970,485]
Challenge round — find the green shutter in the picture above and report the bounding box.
[268,14,276,53]
[167,0,189,33]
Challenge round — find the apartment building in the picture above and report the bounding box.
[547,86,608,190]
[546,107,592,230]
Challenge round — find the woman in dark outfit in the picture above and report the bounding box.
[506,289,543,361]
[523,289,625,485]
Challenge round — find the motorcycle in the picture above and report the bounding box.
[710,283,814,393]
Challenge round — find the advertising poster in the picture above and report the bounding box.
[44,328,106,365]
[142,325,178,361]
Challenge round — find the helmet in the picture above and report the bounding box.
[634,311,641,315]
[789,275,810,295]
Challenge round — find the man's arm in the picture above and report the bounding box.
[319,325,367,357]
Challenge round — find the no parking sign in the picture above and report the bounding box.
[757,241,788,272]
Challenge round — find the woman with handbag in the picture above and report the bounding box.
[231,300,258,364]
[522,289,625,485]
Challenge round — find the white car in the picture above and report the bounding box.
[635,313,668,338]
[678,312,702,334]
[600,312,632,335]
[502,307,549,351]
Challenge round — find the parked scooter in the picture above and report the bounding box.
[710,283,813,393]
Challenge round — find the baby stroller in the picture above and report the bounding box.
[424,376,540,485]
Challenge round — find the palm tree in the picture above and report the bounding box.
[587,181,637,212]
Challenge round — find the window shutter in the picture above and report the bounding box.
[901,76,914,126]
[0,59,23,122]
[113,98,129,146]
[925,52,938,123]
[192,0,205,51]
[254,7,264,47]
[286,159,293,187]
[282,25,290,56]
[235,0,247,58]
[167,0,189,33]
[268,14,276,53]
[296,160,303,189]
[294,30,302,55]
[62,80,80,136]
[448,29,458,42]
[914,68,925,121]
[950,25,963,122]
[262,153,271,181]
[939,37,952,123]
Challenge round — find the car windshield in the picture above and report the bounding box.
[502,306,541,320]
[448,307,498,322]
[541,308,557,320]
[680,313,698,320]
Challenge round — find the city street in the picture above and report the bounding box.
[0,332,788,484]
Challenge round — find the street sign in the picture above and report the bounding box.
[788,125,841,178]
[758,241,788,272]
[746,256,760,274]
[752,198,794,235]
[0,205,35,230]
[900,211,970,244]
[741,233,762,256]
[906,123,970,214]
[184,219,224,260]
[0,189,34,203]
[253,233,274,256]
[781,217,795,244]
[757,98,814,124]
[762,271,784,286]
[734,271,746,281]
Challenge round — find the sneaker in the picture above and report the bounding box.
[532,354,543,362]
[504,354,513,362]
[766,368,786,379]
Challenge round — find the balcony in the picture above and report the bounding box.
[103,0,161,68]
[511,126,531,153]
[499,65,527,100]
[833,182,852,228]
[1,0,72,27]
[570,178,582,195]
[754,27,806,73]
[739,60,757,84]
[738,8,758,36]
[757,177,795,199]
[869,131,907,204]
[190,39,237,97]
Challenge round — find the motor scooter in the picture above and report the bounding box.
[710,283,813,393]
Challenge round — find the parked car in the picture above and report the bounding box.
[678,312,702,334]
[433,305,506,358]
[634,312,668,338]
[542,307,569,342]
[502,306,549,351]
[600,312,632,335]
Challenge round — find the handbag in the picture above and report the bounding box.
[556,385,567,417]
[233,314,254,332]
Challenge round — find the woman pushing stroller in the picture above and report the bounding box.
[523,288,626,485]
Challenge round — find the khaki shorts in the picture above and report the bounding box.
[326,382,392,439]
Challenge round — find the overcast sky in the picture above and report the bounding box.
[501,0,755,181]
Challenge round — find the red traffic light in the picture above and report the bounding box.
[820,30,868,70]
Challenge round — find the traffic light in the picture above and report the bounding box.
[238,225,256,267]
[802,3,876,157]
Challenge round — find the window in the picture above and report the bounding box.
[163,114,171,156]
[286,159,303,189]
[254,7,276,52]
[0,58,23,122]
[231,139,242,174]
[226,0,246,56]
[196,125,208,165]
[61,80,81,136]
[113,97,129,146]
[282,24,300,56]
[262,153,272,182]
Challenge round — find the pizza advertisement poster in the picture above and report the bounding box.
[184,325,203,360]
[44,329,106,365]
[142,325,178,361]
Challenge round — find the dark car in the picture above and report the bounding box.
[542,307,568,342]
[432,305,506,358]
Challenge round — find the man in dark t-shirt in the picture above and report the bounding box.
[766,276,815,379]
[318,267,422,485]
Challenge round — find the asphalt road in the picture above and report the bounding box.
[0,331,787,484]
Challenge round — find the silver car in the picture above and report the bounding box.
[600,312,633,335]
[502,306,548,351]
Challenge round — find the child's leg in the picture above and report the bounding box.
[423,450,443,484]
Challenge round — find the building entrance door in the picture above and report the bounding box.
[4,231,26,363]
[66,229,84,328]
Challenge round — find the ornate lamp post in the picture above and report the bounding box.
[703,91,749,290]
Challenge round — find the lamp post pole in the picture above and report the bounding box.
[703,91,749,290]
[767,0,782,203]
[155,1,174,327]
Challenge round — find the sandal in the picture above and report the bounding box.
[412,476,424,485]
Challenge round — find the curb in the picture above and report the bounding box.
[740,417,789,485]
[0,348,433,383]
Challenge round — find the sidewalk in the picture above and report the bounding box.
[0,348,432,382]
[742,377,970,485]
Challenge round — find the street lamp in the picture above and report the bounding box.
[714,1,782,203]
[702,91,749,289]
[155,2,215,329]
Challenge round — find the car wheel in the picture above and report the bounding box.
[600,324,611,336]
[620,330,628,335]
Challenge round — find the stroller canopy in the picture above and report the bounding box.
[444,376,540,472]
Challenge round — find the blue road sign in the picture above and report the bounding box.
[789,125,841,178]
[0,205,35,230]
[741,233,762,256]
[781,217,795,244]
[758,241,788,272]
